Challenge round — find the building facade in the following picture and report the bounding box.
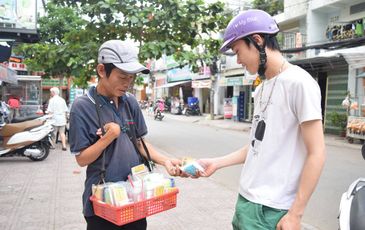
[218,0,365,131]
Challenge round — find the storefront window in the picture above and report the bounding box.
[3,79,42,117]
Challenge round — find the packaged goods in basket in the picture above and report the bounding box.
[90,164,178,226]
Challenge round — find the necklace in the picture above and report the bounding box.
[259,59,286,113]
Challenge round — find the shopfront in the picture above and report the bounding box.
[2,75,42,117]
[192,79,211,113]
[219,74,255,122]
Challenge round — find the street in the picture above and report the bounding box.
[0,113,364,230]
[145,113,365,230]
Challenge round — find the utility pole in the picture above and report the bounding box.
[210,83,215,120]
[209,59,218,120]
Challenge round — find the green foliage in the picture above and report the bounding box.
[327,112,348,131]
[14,0,231,87]
[14,2,96,86]
[252,0,284,15]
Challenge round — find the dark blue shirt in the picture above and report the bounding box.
[69,86,147,217]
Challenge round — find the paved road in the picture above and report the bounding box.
[145,113,365,230]
[0,112,363,230]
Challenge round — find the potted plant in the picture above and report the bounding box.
[327,111,348,136]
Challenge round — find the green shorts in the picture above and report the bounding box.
[232,195,288,230]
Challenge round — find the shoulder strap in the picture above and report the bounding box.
[124,99,154,172]
[93,91,106,184]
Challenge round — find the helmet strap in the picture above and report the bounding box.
[248,35,267,78]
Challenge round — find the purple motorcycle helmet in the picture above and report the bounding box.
[220,9,279,53]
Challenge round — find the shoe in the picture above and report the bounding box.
[62,147,67,151]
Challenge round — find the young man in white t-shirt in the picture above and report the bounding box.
[197,10,326,230]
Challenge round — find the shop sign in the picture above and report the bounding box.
[192,80,212,88]
[226,77,243,86]
[42,78,68,87]
[167,66,193,82]
[8,61,27,71]
[218,77,254,86]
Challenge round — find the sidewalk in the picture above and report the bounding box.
[0,146,237,230]
[0,113,357,230]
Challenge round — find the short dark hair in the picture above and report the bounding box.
[103,63,117,78]
[242,34,281,51]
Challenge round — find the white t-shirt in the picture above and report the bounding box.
[47,95,68,126]
[239,65,322,210]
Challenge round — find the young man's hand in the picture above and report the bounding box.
[195,158,219,177]
[275,211,301,230]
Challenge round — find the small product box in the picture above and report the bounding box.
[179,157,205,176]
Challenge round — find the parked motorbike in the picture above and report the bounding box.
[184,101,202,116]
[0,114,54,161]
[171,101,183,115]
[154,99,165,121]
[338,145,365,230]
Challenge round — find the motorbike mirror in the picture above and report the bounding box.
[362,144,365,160]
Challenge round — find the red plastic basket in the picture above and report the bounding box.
[90,189,179,226]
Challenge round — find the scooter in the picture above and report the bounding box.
[154,99,165,121]
[171,101,183,115]
[184,101,202,116]
[0,114,54,161]
[338,145,365,230]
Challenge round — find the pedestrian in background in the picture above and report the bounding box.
[69,39,183,230]
[47,87,68,151]
[196,9,326,230]
[7,95,20,122]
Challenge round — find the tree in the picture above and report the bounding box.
[15,3,97,88]
[15,0,231,87]
[252,0,284,16]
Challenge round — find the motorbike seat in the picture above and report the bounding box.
[0,119,44,137]
[11,115,42,123]
[350,183,365,230]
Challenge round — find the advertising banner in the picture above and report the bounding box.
[0,0,37,33]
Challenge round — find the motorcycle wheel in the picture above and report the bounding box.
[27,142,50,161]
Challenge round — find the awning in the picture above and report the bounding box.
[155,80,191,89]
[317,46,365,68]
[0,65,18,84]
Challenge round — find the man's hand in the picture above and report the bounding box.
[164,158,188,177]
[276,211,301,230]
[96,122,120,140]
